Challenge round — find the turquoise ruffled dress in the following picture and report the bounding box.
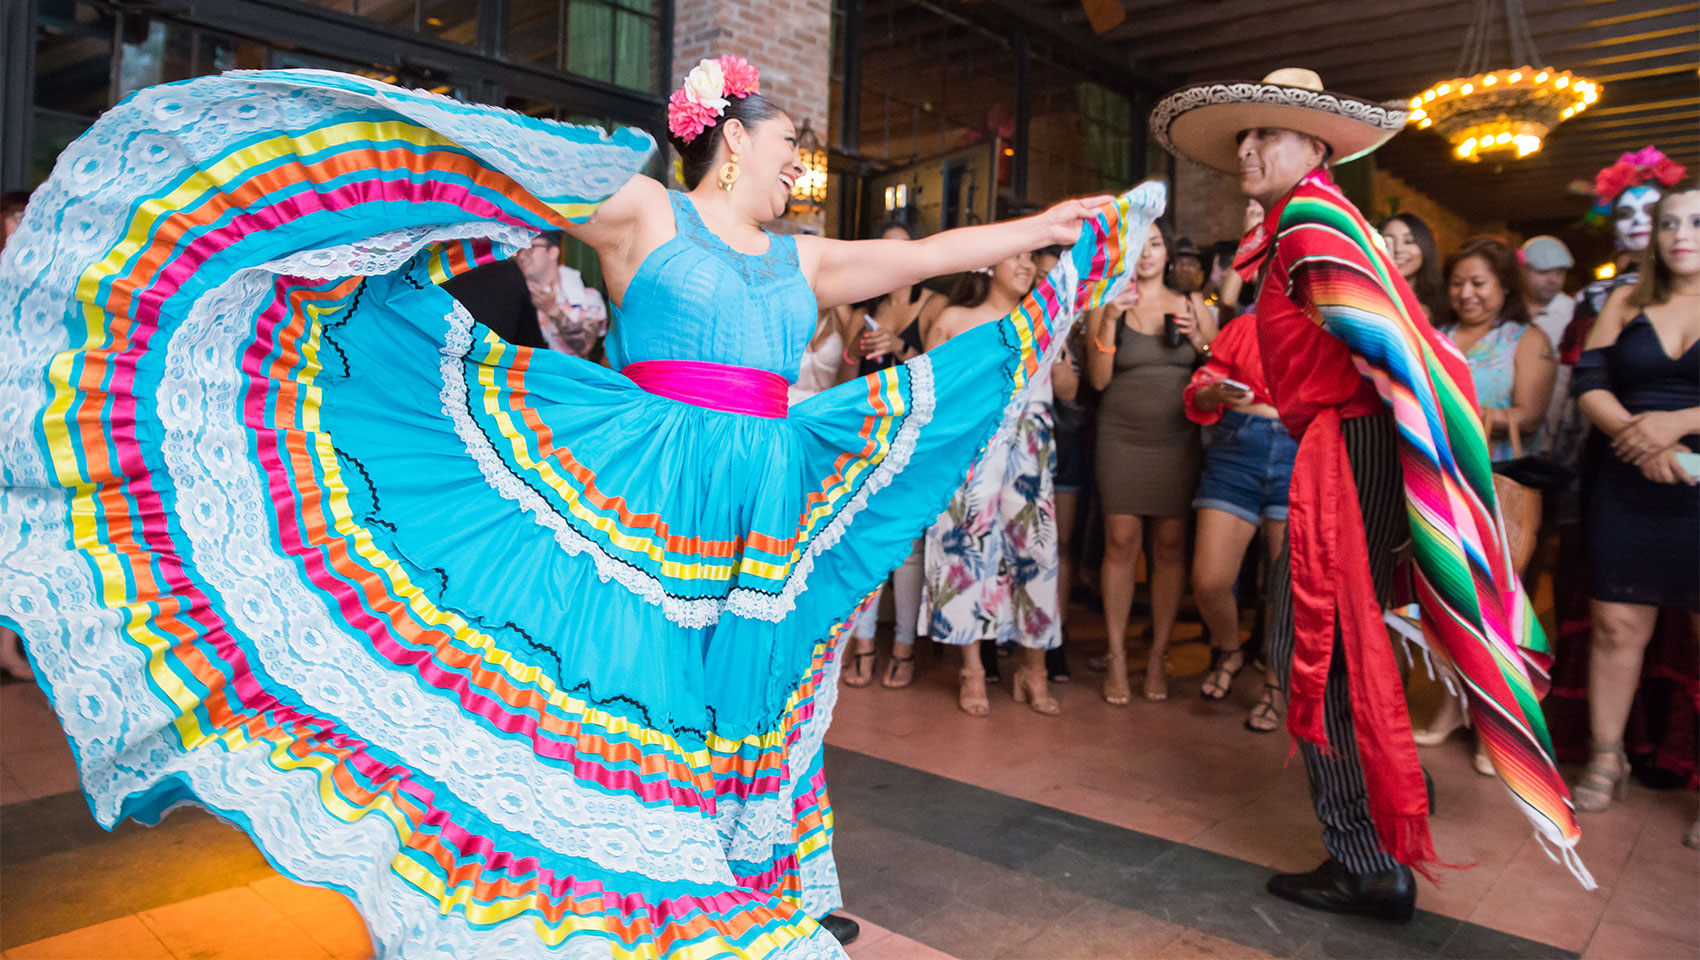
[0,69,1163,958]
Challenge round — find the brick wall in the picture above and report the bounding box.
[672,0,833,230]
[1370,168,1472,259]
[1172,156,1244,248]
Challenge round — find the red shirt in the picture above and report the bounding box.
[1235,173,1387,437]
[1183,313,1275,425]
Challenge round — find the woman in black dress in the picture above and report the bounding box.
[1571,185,1700,846]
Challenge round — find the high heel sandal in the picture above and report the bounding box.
[958,669,990,717]
[1245,683,1284,733]
[1102,651,1130,706]
[1012,666,1061,716]
[1199,647,1245,701]
[1412,696,1466,746]
[1572,742,1629,812]
[1142,649,1169,702]
[881,651,915,689]
[841,643,877,688]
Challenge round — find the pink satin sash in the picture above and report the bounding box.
[623,359,790,418]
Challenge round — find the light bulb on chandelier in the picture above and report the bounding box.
[1405,0,1595,163]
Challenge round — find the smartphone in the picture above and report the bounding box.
[1219,378,1252,394]
[1675,451,1700,480]
[862,314,880,332]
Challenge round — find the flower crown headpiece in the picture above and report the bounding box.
[1585,145,1687,225]
[668,56,761,144]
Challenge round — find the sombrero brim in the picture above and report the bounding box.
[1151,81,1409,174]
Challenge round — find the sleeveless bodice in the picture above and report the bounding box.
[1609,314,1700,432]
[607,191,819,381]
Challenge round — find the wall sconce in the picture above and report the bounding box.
[790,119,828,213]
[883,183,908,212]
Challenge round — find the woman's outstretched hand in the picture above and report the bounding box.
[1035,196,1116,247]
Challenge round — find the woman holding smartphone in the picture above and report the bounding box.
[1085,219,1216,703]
[1183,313,1296,729]
[1570,184,1700,843]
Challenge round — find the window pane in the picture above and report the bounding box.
[612,12,654,92]
[566,0,613,83]
[356,0,418,31]
[507,0,562,68]
[31,109,96,184]
[198,33,267,74]
[34,1,114,116]
[116,17,194,101]
[420,0,479,45]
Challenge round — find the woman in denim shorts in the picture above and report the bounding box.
[1182,313,1297,731]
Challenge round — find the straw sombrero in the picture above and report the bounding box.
[1151,68,1409,174]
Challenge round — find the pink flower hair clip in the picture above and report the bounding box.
[667,56,762,143]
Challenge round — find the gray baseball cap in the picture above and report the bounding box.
[1521,236,1573,271]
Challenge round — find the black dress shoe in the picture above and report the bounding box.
[1266,857,1416,923]
[818,913,860,946]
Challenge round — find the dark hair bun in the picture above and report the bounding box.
[669,92,787,190]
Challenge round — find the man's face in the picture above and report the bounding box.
[1614,185,1658,252]
[515,237,559,281]
[1236,127,1327,207]
[1524,265,1566,304]
[1171,256,1204,293]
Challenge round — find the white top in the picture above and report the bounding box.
[789,328,843,402]
[1530,293,1574,355]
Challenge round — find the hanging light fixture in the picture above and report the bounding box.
[1408,0,1597,162]
[789,119,829,213]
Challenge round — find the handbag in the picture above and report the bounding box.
[1488,410,1544,575]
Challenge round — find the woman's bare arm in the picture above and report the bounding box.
[558,175,674,306]
[1488,325,1556,439]
[795,196,1111,309]
[1576,288,1636,436]
[1085,305,1118,392]
[1052,345,1080,404]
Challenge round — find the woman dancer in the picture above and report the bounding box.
[918,253,1075,716]
[0,64,1162,958]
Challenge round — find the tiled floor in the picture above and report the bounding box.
[1,602,1696,959]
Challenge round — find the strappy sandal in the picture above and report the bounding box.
[1245,683,1284,733]
[1012,666,1061,716]
[1573,742,1629,813]
[881,650,915,689]
[1102,650,1130,706]
[841,643,877,688]
[958,669,990,717]
[1199,647,1245,701]
[1142,649,1169,702]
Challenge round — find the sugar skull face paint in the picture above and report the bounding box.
[1614,184,1659,252]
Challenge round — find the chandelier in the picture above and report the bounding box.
[1407,0,1598,162]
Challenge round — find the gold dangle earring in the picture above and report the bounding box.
[717,153,740,191]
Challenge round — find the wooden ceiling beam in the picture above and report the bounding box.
[1321,45,1700,100]
[1587,94,1700,117]
[1152,7,1700,83]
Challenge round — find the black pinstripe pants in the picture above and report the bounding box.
[1267,413,1407,874]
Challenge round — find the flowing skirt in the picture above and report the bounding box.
[0,69,1164,958]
